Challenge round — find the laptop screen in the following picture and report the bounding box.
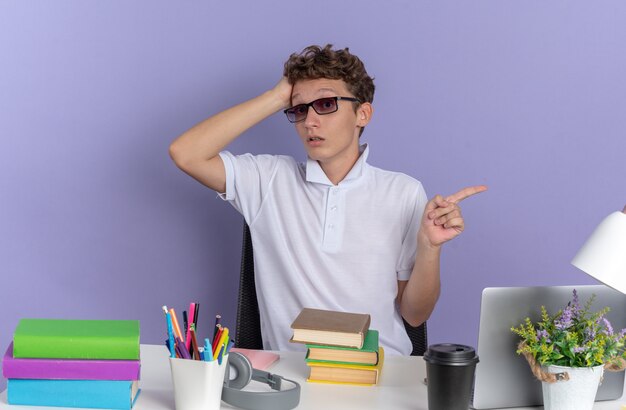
[472,285,626,409]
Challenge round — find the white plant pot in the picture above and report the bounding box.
[541,364,604,410]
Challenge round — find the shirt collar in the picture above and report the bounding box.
[305,144,370,186]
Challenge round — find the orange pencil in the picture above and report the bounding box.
[169,308,184,342]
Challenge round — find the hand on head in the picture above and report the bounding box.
[272,77,293,110]
[420,185,488,247]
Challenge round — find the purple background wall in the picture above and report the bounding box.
[1,1,625,390]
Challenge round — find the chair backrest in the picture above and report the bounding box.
[403,319,428,356]
[234,222,428,355]
[235,222,264,349]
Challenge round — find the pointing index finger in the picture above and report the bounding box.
[446,185,488,204]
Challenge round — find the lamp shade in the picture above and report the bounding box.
[571,210,626,295]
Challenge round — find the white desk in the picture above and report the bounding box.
[1,344,625,410]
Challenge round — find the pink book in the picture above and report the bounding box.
[2,343,140,380]
[230,348,280,370]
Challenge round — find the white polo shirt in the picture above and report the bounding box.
[219,144,428,355]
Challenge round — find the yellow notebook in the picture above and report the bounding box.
[306,346,384,386]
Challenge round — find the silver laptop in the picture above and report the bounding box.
[472,285,626,409]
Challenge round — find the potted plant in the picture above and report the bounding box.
[511,289,626,410]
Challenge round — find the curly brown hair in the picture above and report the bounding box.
[283,44,375,104]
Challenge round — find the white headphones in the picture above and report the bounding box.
[222,352,300,410]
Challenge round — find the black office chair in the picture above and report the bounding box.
[234,222,264,350]
[234,222,428,356]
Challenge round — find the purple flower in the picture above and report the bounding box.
[585,327,596,342]
[602,318,614,336]
[571,289,581,318]
[573,346,586,354]
[555,306,574,330]
[536,329,551,343]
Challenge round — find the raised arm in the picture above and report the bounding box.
[398,185,488,327]
[169,78,292,192]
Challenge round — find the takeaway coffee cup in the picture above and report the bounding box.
[423,343,479,410]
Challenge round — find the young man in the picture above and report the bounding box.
[169,45,486,355]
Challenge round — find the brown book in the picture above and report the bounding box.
[289,308,371,349]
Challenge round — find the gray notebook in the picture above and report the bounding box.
[472,285,626,409]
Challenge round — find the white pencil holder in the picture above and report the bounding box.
[169,356,228,410]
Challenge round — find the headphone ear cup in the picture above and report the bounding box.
[225,352,253,390]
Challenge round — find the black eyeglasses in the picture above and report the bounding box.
[283,96,360,123]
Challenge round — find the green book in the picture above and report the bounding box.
[305,329,379,365]
[13,319,140,360]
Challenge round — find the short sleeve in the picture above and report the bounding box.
[396,182,428,281]
[218,151,281,224]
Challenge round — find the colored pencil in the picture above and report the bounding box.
[169,308,183,342]
[190,327,200,360]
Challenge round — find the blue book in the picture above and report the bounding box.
[8,379,140,409]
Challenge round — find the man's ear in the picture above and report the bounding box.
[356,102,373,127]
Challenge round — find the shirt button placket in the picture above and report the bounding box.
[325,188,339,244]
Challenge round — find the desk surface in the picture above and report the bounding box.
[1,344,625,410]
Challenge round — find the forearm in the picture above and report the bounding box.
[169,89,286,167]
[398,185,486,327]
[399,236,442,327]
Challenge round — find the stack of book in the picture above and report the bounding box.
[290,308,384,386]
[2,319,141,409]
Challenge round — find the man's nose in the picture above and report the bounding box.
[304,106,321,127]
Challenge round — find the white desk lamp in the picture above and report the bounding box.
[571,206,626,294]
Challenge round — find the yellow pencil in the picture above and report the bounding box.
[213,327,229,360]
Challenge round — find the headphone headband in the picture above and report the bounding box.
[222,352,300,410]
